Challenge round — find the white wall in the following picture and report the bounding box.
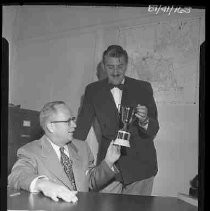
[3,5,205,197]
[153,104,199,196]
[10,33,96,115]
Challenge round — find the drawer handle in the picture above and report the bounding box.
[20,134,31,138]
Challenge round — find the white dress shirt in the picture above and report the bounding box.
[110,79,124,112]
[49,138,69,160]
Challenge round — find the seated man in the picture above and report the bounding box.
[8,101,121,203]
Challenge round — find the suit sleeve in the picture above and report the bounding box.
[8,147,39,191]
[138,82,159,138]
[73,86,95,140]
[85,143,116,191]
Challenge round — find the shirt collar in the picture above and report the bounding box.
[46,136,69,157]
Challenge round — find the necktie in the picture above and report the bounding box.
[60,147,77,190]
[108,83,124,90]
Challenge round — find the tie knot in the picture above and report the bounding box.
[109,83,124,90]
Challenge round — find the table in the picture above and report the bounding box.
[7,188,197,211]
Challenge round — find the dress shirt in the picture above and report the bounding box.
[49,138,69,160]
[110,79,124,112]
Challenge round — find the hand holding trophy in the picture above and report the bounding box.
[113,104,135,147]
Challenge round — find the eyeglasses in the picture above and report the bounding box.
[51,117,76,126]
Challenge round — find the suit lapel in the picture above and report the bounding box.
[40,136,72,189]
[121,77,129,106]
[121,76,136,107]
[101,79,119,124]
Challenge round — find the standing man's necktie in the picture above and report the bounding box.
[60,147,77,190]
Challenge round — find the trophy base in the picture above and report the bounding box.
[113,138,130,147]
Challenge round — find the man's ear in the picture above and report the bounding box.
[46,122,54,133]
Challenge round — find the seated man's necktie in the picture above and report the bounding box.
[60,147,77,191]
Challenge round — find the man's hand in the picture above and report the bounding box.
[135,104,148,123]
[36,179,78,203]
[105,141,121,169]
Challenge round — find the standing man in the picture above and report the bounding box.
[73,45,159,195]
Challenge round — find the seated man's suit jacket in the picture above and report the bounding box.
[8,135,116,192]
[74,76,160,185]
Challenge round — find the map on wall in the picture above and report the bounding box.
[119,18,200,104]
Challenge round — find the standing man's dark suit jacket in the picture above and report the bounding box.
[74,76,159,185]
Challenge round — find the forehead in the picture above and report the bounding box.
[53,104,72,118]
[104,56,126,65]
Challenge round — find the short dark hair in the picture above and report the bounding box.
[39,101,65,130]
[102,45,128,64]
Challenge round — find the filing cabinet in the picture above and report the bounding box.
[8,106,44,174]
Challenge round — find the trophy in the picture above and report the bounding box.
[114,105,136,147]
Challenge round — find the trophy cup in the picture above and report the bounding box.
[114,105,135,147]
